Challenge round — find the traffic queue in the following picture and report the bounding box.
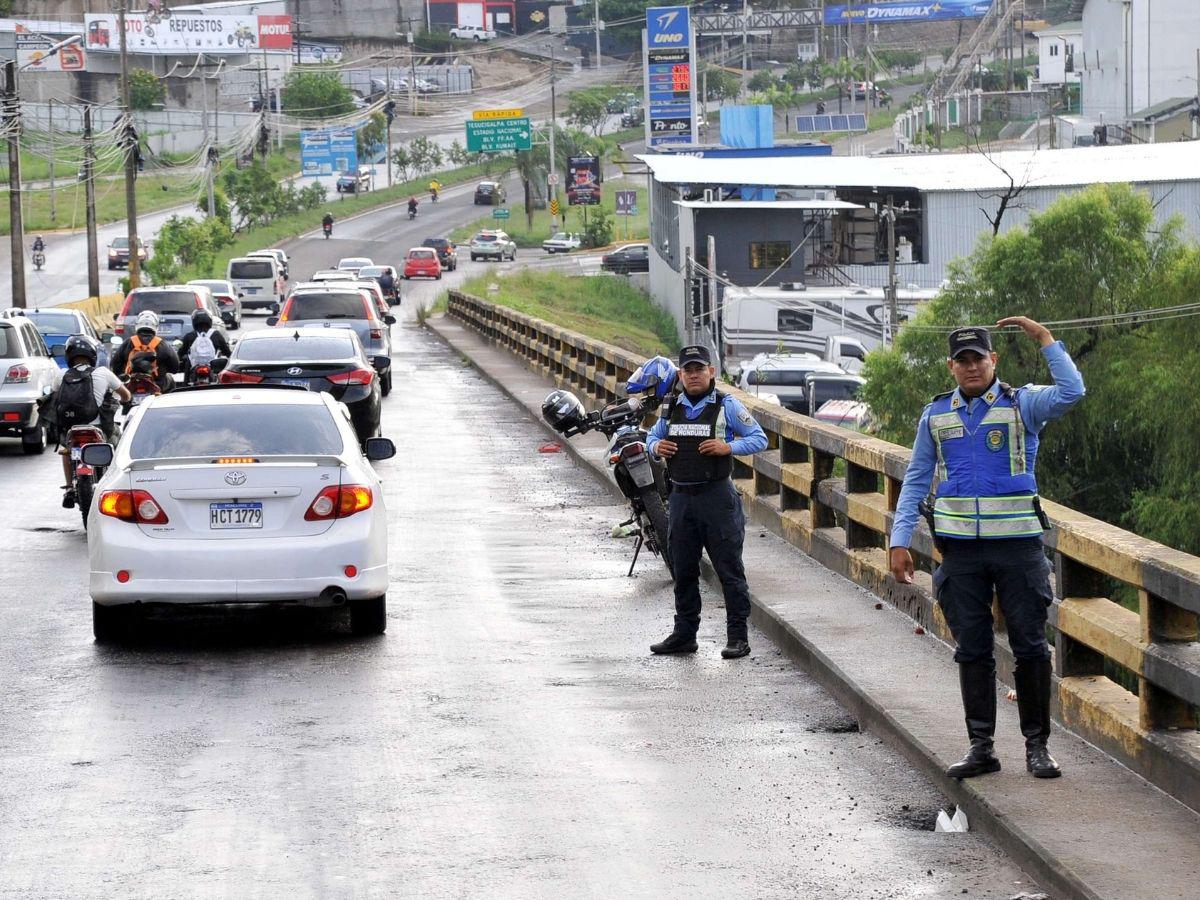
[1,248,408,642]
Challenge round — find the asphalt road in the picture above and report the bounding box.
[0,201,1042,896]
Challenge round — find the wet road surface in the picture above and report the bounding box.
[0,283,1040,898]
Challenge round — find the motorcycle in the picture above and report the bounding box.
[542,389,674,578]
[323,221,333,239]
[188,362,217,385]
[123,371,162,409]
[63,424,111,527]
[429,188,439,203]
[407,205,418,220]
[32,251,45,271]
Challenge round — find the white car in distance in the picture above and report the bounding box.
[450,24,496,41]
[84,387,396,641]
[337,257,374,276]
[542,232,581,254]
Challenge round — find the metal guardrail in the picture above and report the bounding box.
[446,289,1200,814]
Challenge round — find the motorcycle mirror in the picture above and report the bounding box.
[372,356,390,372]
[50,343,67,359]
[383,314,396,326]
[209,358,228,373]
[80,443,114,468]
[364,437,396,461]
[266,316,279,327]
[112,312,119,321]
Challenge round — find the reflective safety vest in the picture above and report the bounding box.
[665,391,732,484]
[927,384,1043,540]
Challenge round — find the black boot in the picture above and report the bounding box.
[650,632,698,655]
[946,661,1001,779]
[1015,657,1062,778]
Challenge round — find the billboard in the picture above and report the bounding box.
[83,13,292,55]
[17,33,86,72]
[644,6,697,149]
[615,190,638,216]
[823,1,993,25]
[300,128,358,177]
[567,155,601,206]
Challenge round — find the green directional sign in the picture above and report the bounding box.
[492,207,510,219]
[466,117,532,153]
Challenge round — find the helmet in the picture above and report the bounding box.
[626,355,678,400]
[541,389,588,434]
[64,334,97,366]
[191,308,213,331]
[134,310,159,334]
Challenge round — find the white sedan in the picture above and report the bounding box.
[542,232,581,254]
[84,388,395,640]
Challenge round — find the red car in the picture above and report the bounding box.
[403,247,442,280]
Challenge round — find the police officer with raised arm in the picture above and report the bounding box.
[646,345,768,659]
[889,317,1085,780]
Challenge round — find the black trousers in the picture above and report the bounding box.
[668,479,751,639]
[932,537,1054,665]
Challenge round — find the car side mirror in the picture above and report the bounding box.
[372,355,390,372]
[209,357,229,373]
[364,437,396,461]
[266,316,279,327]
[112,312,119,321]
[238,292,245,298]
[383,314,396,326]
[100,331,114,342]
[80,443,114,467]
[50,343,67,360]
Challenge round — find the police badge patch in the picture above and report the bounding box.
[986,428,1006,452]
[738,409,754,425]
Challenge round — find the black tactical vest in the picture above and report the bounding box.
[665,391,732,484]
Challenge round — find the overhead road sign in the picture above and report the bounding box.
[473,108,525,121]
[823,1,993,26]
[794,114,869,134]
[466,117,532,153]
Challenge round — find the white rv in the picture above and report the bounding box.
[719,284,939,371]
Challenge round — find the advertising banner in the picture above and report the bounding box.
[84,13,292,55]
[567,155,601,206]
[17,33,86,72]
[301,128,358,177]
[615,190,638,216]
[823,1,992,26]
[644,6,697,149]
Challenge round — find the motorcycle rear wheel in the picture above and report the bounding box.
[639,489,674,580]
[77,473,94,528]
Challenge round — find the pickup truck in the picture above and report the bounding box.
[450,24,496,41]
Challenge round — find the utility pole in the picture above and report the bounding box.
[48,98,56,225]
[594,0,602,70]
[293,0,302,65]
[83,106,100,300]
[117,0,142,289]
[884,194,899,346]
[741,0,749,90]
[4,60,26,309]
[549,52,559,231]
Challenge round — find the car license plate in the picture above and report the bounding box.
[70,447,82,460]
[210,502,263,529]
[281,379,309,389]
[244,286,260,294]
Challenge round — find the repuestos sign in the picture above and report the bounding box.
[84,13,292,55]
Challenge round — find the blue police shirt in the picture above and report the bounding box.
[890,340,1085,548]
[647,389,768,461]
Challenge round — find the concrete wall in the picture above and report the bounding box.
[21,101,260,156]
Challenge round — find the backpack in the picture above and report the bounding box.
[126,335,160,378]
[190,330,217,367]
[56,366,100,428]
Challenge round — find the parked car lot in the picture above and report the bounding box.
[468,230,517,262]
[84,386,395,640]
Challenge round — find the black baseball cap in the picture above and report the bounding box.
[678,344,712,367]
[947,326,993,359]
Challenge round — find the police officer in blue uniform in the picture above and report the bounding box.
[890,317,1085,780]
[646,345,768,659]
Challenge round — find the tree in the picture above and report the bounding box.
[703,66,741,104]
[356,112,387,161]
[128,68,164,111]
[748,70,777,93]
[583,206,613,248]
[145,215,232,284]
[408,135,444,174]
[446,140,471,168]
[280,68,354,119]
[196,185,231,224]
[566,89,608,136]
[861,183,1197,550]
[390,146,414,182]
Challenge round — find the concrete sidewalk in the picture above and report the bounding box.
[428,312,1200,900]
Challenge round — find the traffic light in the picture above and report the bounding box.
[384,100,396,123]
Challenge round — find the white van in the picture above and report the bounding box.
[227,256,285,311]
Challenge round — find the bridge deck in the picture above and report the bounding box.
[431,312,1200,900]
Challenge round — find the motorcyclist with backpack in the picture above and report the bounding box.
[55,335,131,495]
[378,268,398,305]
[177,308,230,382]
[111,311,180,394]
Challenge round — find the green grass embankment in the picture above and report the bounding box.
[449,269,678,359]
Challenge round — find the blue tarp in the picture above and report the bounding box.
[719,104,774,150]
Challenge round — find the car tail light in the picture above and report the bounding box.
[620,441,647,460]
[304,485,373,521]
[327,368,375,386]
[218,370,263,384]
[369,327,382,340]
[99,490,168,525]
[2,412,19,422]
[4,365,30,384]
[195,365,211,378]
[114,322,125,335]
[68,426,106,447]
[215,457,258,465]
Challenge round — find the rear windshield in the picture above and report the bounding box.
[238,336,356,362]
[476,183,495,192]
[130,404,344,459]
[409,249,435,259]
[358,267,385,278]
[473,234,497,243]
[286,293,368,320]
[746,368,812,387]
[423,238,449,248]
[230,260,274,280]
[0,327,15,359]
[809,380,862,407]
[128,291,197,316]
[26,311,79,333]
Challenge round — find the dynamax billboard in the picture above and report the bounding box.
[84,13,292,55]
[824,1,992,25]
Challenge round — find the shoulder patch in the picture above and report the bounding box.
[737,408,754,426]
[931,389,954,402]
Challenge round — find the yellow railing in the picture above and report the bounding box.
[446,289,1200,813]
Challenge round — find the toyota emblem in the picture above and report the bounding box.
[287,367,303,375]
[224,471,247,486]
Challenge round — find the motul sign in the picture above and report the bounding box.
[258,15,292,50]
